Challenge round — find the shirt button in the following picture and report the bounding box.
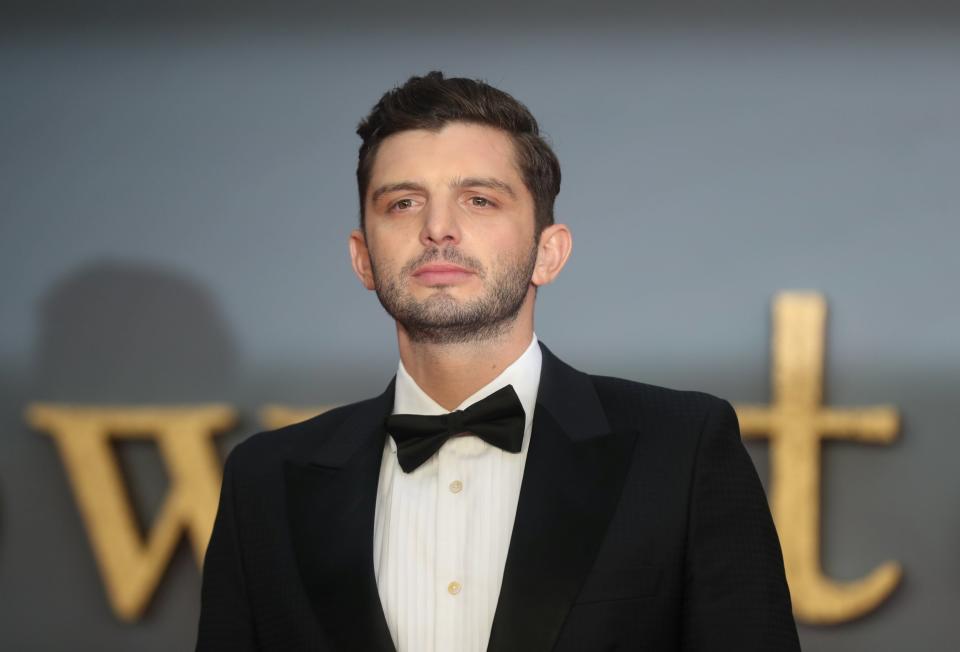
[448,581,462,595]
[449,479,463,493]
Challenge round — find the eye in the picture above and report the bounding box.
[391,198,415,211]
[470,196,494,208]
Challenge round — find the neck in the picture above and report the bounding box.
[396,302,535,411]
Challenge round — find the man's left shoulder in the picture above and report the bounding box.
[586,371,736,436]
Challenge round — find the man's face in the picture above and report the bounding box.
[355,122,539,344]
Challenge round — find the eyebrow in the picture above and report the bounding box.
[370,181,428,204]
[369,177,518,204]
[452,176,517,199]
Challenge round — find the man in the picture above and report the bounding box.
[197,71,800,651]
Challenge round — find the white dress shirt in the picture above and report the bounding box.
[373,333,542,652]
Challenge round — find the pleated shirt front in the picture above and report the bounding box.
[372,335,542,652]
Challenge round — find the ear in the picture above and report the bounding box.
[348,228,376,291]
[531,224,573,287]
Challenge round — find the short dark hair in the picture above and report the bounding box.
[356,71,561,237]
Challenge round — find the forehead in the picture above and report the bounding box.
[368,123,524,191]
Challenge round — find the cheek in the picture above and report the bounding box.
[500,225,538,263]
[471,218,531,253]
[369,245,422,285]
[365,242,395,279]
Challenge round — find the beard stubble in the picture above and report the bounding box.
[369,242,538,345]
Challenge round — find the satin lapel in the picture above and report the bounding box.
[487,343,638,652]
[284,380,397,652]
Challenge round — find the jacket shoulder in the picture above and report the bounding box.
[225,393,386,470]
[587,373,733,432]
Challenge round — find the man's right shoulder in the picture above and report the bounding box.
[224,392,386,472]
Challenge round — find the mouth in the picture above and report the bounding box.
[411,263,475,286]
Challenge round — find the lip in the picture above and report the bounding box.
[412,263,474,286]
[414,263,472,275]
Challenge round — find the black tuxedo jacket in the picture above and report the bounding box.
[197,342,800,651]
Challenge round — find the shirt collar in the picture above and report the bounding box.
[388,333,542,453]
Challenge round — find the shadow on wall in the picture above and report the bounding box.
[0,479,4,569]
[11,260,237,637]
[34,259,238,402]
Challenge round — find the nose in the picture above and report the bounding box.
[419,197,462,248]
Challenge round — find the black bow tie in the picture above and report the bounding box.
[385,384,526,473]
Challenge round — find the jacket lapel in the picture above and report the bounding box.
[284,380,397,652]
[282,342,636,652]
[486,342,638,652]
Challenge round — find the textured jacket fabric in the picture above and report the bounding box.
[196,341,801,651]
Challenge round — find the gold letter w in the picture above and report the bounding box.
[26,405,234,621]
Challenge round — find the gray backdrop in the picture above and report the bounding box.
[2,2,958,650]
